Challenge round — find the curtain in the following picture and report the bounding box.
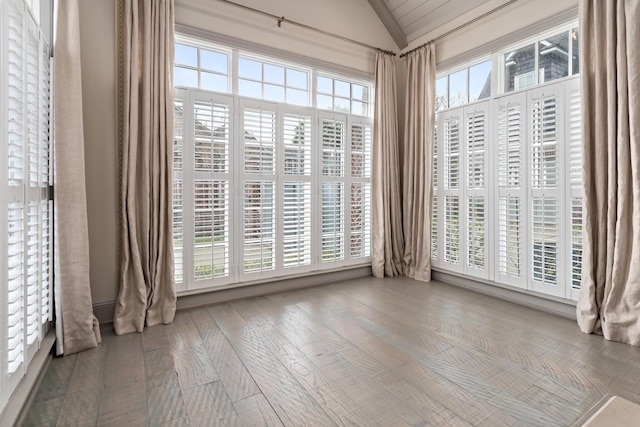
[114,0,177,335]
[402,44,436,282]
[577,0,640,346]
[372,51,405,278]
[54,0,101,355]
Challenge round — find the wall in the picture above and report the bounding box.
[78,0,396,308]
[79,0,118,304]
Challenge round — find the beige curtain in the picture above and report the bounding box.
[402,44,436,282]
[114,0,177,335]
[54,0,101,355]
[372,51,405,278]
[577,0,640,346]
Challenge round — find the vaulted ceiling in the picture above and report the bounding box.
[367,0,508,49]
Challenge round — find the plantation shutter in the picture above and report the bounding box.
[496,94,526,288]
[241,100,277,275]
[464,103,489,279]
[529,86,563,297]
[431,124,439,262]
[282,109,312,270]
[1,0,52,412]
[348,119,372,260]
[320,112,346,263]
[173,95,184,288]
[566,78,582,300]
[442,110,462,272]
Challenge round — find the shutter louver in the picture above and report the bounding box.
[444,118,460,190]
[350,183,370,258]
[431,198,438,260]
[322,118,344,177]
[25,203,39,346]
[532,197,557,284]
[571,198,582,290]
[7,205,24,375]
[173,99,184,284]
[444,195,459,264]
[568,83,582,297]
[499,195,521,278]
[465,108,487,274]
[7,2,24,187]
[466,111,485,189]
[40,200,50,323]
[467,196,485,269]
[531,96,558,190]
[498,104,521,189]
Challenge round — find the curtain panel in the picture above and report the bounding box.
[115,0,177,334]
[54,0,101,355]
[372,51,405,278]
[402,44,436,282]
[577,0,640,345]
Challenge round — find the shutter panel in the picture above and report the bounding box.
[497,97,525,287]
[467,196,485,270]
[7,204,24,375]
[444,195,460,264]
[431,124,439,263]
[349,121,371,259]
[320,115,346,263]
[282,112,312,268]
[243,105,276,274]
[192,96,233,285]
[529,89,562,296]
[444,118,460,190]
[7,1,25,188]
[567,79,582,300]
[442,112,462,271]
[173,98,184,285]
[431,198,438,261]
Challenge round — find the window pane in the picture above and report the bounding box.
[317,94,333,110]
[571,27,579,75]
[286,88,308,106]
[317,76,333,94]
[287,68,308,89]
[175,43,197,66]
[352,84,369,102]
[174,66,197,88]
[436,76,448,111]
[238,79,262,98]
[334,80,350,97]
[469,60,491,102]
[334,97,350,113]
[351,101,367,116]
[239,58,262,80]
[264,84,285,102]
[538,32,569,84]
[201,72,227,93]
[504,44,535,92]
[449,69,467,108]
[200,49,227,74]
[264,64,285,84]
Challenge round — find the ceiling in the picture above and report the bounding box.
[367,0,505,49]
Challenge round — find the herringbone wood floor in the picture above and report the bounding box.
[23,276,640,426]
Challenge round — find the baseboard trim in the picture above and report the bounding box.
[432,270,577,320]
[93,266,373,324]
[1,331,55,427]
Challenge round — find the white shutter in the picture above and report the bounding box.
[432,124,440,263]
[348,120,371,260]
[242,102,276,275]
[442,112,462,271]
[282,111,312,269]
[464,105,489,278]
[566,78,582,300]
[320,113,346,264]
[496,94,526,287]
[7,205,24,376]
[173,96,184,286]
[529,88,563,297]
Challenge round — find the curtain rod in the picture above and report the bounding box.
[399,0,520,58]
[218,0,396,56]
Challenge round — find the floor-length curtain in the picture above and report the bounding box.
[372,51,405,278]
[577,0,640,346]
[54,0,101,355]
[402,44,436,282]
[115,0,176,335]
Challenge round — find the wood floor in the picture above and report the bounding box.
[22,276,640,426]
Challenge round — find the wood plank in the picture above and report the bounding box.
[55,386,101,427]
[234,394,283,427]
[165,311,218,390]
[96,378,147,426]
[66,344,107,394]
[144,349,187,426]
[142,324,170,352]
[183,380,241,427]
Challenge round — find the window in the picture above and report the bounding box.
[174,38,373,292]
[175,40,230,92]
[432,21,582,301]
[1,0,52,413]
[317,75,371,116]
[504,27,579,93]
[436,59,491,112]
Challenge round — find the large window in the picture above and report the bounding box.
[432,21,582,301]
[1,0,52,413]
[173,36,372,292]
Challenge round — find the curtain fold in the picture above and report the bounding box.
[372,51,405,278]
[54,0,101,355]
[577,0,640,345]
[114,0,177,335]
[402,44,436,282]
